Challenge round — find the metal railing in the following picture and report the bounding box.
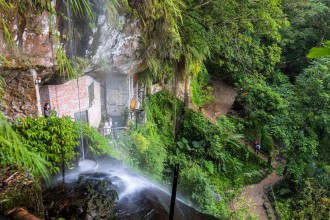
[98,127,127,139]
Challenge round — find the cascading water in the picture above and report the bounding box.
[52,2,218,219]
[50,157,218,220]
[66,1,85,161]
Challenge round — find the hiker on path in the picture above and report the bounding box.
[254,138,261,154]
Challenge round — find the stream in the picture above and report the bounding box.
[44,157,218,220]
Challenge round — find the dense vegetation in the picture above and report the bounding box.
[115,91,267,217]
[0,0,329,219]
[13,117,114,175]
[120,0,330,218]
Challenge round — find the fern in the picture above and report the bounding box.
[56,47,78,79]
[0,112,49,180]
[0,0,13,10]
[1,19,15,51]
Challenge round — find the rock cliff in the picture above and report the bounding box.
[0,1,144,120]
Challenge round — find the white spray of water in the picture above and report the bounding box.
[96,158,166,200]
[54,158,169,201]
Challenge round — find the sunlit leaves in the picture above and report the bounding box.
[307,41,330,58]
[66,0,94,19]
[56,47,77,79]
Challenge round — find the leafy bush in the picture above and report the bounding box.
[0,113,49,179]
[146,90,184,147]
[191,66,214,108]
[260,126,274,155]
[80,122,115,157]
[14,117,79,174]
[274,180,330,220]
[236,76,286,127]
[116,122,167,180]
[182,109,217,142]
[116,91,266,217]
[179,164,215,212]
[14,117,112,174]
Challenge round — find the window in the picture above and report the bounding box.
[74,110,88,122]
[88,82,94,106]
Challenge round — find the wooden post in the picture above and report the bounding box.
[169,164,179,220]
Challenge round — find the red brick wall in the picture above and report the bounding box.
[48,77,89,118]
[39,75,101,127]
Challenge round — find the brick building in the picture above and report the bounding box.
[39,75,101,128]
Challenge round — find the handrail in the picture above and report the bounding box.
[98,127,127,137]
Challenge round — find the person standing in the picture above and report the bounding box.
[103,116,112,136]
[44,103,51,118]
[253,138,261,154]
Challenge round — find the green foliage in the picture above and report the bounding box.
[190,66,213,108]
[56,47,78,80]
[1,20,14,51]
[216,116,244,151]
[146,90,184,146]
[260,127,274,155]
[116,122,167,180]
[13,117,112,174]
[243,167,265,185]
[179,165,215,212]
[113,92,177,180]
[132,0,185,77]
[236,75,286,127]
[194,0,287,76]
[0,76,49,180]
[307,40,330,58]
[272,58,330,183]
[112,91,266,217]
[14,117,79,174]
[66,0,94,19]
[0,0,13,10]
[0,113,49,180]
[80,123,115,157]
[274,180,330,219]
[0,1,14,50]
[280,0,330,78]
[182,109,217,142]
[129,0,286,92]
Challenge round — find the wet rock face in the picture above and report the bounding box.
[0,3,55,68]
[0,2,146,119]
[43,157,220,220]
[0,69,38,120]
[89,11,146,76]
[0,67,55,121]
[43,174,118,220]
[115,188,219,220]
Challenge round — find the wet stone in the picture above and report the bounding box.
[43,173,118,220]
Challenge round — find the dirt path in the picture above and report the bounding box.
[201,78,283,219]
[203,79,236,121]
[231,168,284,220]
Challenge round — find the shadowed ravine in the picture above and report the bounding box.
[45,157,218,220]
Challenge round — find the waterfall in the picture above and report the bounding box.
[49,157,218,220]
[66,1,85,160]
